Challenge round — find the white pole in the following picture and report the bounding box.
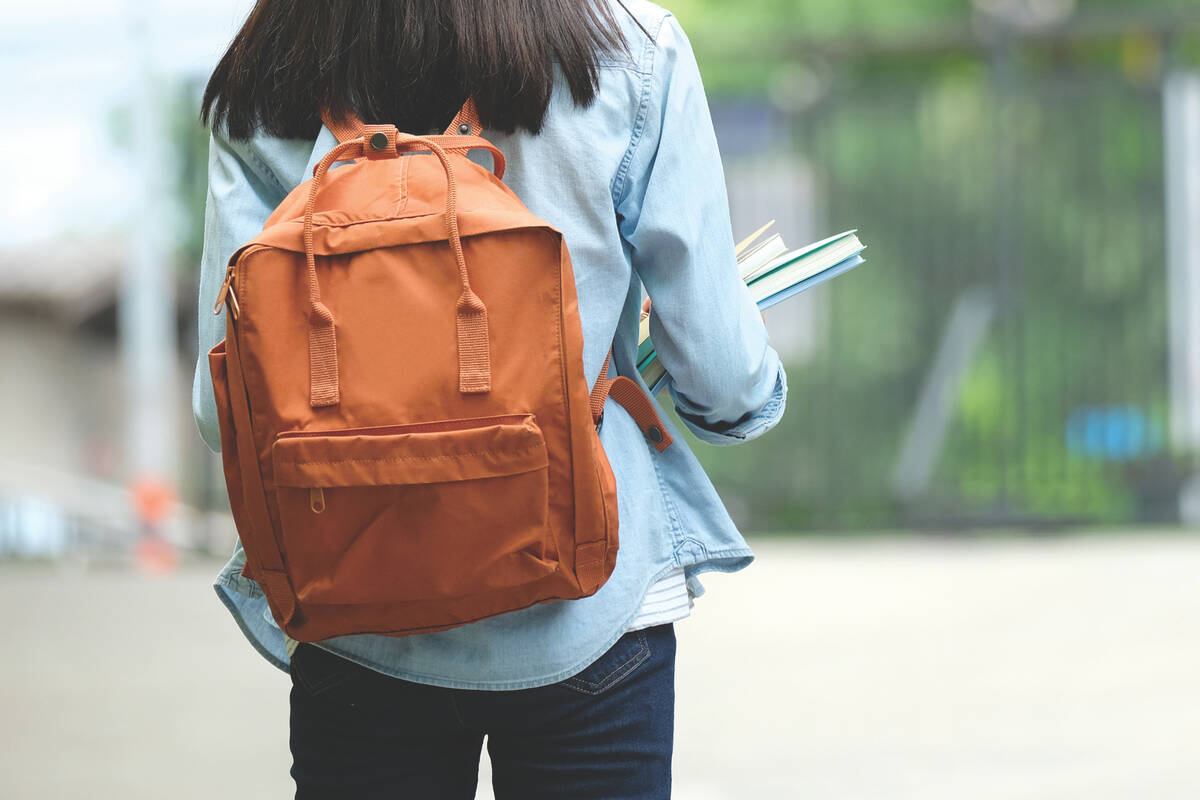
[119,1,179,494]
[1165,71,1200,453]
[891,288,995,500]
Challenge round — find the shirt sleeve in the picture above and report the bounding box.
[614,14,787,446]
[191,129,290,453]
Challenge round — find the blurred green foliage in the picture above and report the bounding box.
[671,0,1200,44]
[673,0,967,43]
[678,4,1195,530]
[670,0,1200,95]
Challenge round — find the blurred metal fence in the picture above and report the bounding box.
[709,30,1197,530]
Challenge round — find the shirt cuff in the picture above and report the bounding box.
[670,363,788,446]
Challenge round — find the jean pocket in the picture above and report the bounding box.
[290,643,365,697]
[557,629,652,696]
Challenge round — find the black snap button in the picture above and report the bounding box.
[647,425,663,443]
[369,131,389,151]
[458,122,471,135]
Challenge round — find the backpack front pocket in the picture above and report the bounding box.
[271,413,555,607]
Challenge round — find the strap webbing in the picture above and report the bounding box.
[320,109,506,179]
[322,98,483,143]
[301,127,494,405]
[444,98,482,136]
[589,351,613,422]
[589,349,674,453]
[322,113,364,145]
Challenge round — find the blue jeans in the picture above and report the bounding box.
[289,623,676,799]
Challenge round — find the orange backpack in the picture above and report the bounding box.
[207,102,673,642]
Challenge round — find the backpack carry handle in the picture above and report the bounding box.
[302,129,493,407]
[409,134,506,181]
[321,100,506,179]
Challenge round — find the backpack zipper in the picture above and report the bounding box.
[213,265,239,319]
[285,414,534,514]
[276,413,532,440]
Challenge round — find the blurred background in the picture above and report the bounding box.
[2,0,1199,798]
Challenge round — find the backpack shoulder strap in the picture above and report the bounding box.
[590,350,674,453]
[319,101,505,179]
[321,98,482,143]
[443,98,482,137]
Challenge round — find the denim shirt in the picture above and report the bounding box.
[192,0,787,690]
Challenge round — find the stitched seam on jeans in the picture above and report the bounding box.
[563,630,650,695]
[570,646,649,695]
[564,639,651,695]
[294,648,359,696]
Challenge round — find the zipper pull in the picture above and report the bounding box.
[309,487,326,514]
[213,265,239,319]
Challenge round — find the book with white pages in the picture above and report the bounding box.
[745,231,864,299]
[742,229,860,283]
[737,233,789,281]
[637,223,867,396]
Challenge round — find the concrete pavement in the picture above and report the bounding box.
[1,533,1197,799]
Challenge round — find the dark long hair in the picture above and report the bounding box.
[202,0,632,140]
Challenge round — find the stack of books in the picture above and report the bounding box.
[638,223,866,394]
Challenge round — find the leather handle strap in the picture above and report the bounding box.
[589,350,674,453]
[302,128,493,407]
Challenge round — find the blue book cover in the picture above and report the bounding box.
[754,253,865,311]
[639,252,866,394]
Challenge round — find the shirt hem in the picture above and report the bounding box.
[213,580,291,675]
[212,542,754,691]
